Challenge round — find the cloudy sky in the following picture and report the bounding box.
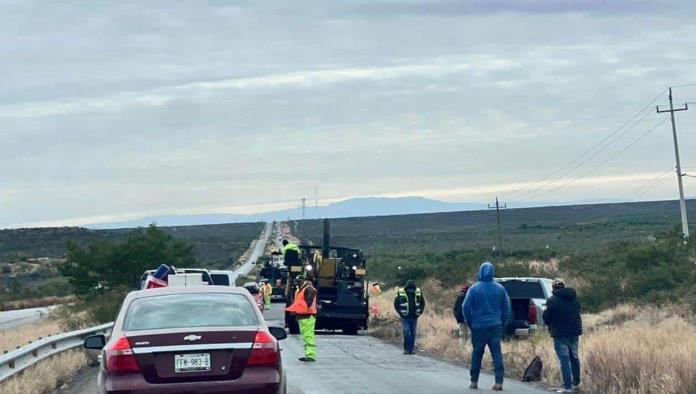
[2,0,696,227]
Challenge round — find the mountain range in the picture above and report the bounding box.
[86,196,628,229]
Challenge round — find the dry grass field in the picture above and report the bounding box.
[370,281,696,394]
[0,317,91,393]
[1,349,88,394]
[0,319,63,353]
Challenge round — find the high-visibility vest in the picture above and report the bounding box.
[262,283,272,296]
[397,288,423,317]
[282,242,301,255]
[285,285,317,315]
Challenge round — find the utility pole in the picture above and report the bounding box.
[301,198,306,219]
[657,87,690,239]
[488,197,507,260]
[314,187,319,218]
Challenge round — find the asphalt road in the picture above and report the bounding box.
[59,303,546,393]
[56,223,547,393]
[230,222,272,284]
[0,305,57,330]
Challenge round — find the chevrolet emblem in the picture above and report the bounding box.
[183,334,202,342]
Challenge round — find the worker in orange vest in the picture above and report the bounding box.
[285,278,317,362]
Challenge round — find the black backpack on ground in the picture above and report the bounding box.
[522,356,543,382]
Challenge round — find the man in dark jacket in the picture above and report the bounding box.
[542,278,582,393]
[393,279,425,355]
[463,262,510,391]
[452,284,470,341]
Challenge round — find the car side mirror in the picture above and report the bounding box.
[84,334,106,350]
[268,326,287,340]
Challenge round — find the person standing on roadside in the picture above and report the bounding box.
[463,262,511,391]
[453,283,470,341]
[261,279,273,311]
[394,279,425,355]
[285,278,318,362]
[542,278,582,393]
[370,282,382,297]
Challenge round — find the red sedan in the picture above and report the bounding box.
[84,286,287,393]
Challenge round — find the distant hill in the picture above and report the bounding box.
[293,198,695,256]
[86,197,488,229]
[86,196,620,229]
[0,222,264,267]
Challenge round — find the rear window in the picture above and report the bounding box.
[211,274,230,286]
[497,280,546,299]
[123,293,257,331]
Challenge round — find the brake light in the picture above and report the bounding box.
[248,331,279,366]
[528,305,538,325]
[106,337,140,373]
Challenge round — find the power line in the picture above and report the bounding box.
[519,117,668,201]
[508,90,667,201]
[671,82,696,88]
[627,176,674,201]
[623,168,674,200]
[510,109,654,201]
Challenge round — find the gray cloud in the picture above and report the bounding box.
[1,0,696,226]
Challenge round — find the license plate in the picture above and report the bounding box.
[174,353,211,373]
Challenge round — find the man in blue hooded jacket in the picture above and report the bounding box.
[463,261,511,391]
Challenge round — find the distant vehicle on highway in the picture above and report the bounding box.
[209,270,236,287]
[495,277,553,337]
[83,286,287,394]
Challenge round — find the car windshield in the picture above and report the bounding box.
[211,274,230,286]
[498,280,546,299]
[123,293,257,331]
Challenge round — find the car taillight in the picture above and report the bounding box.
[106,337,140,374]
[248,331,279,366]
[528,305,538,325]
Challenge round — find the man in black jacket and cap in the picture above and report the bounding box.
[542,278,582,393]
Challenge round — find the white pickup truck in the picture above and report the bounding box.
[495,277,554,337]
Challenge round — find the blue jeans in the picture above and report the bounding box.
[401,317,418,353]
[470,325,504,384]
[554,336,581,389]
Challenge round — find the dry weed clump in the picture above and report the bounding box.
[0,319,62,353]
[2,349,88,394]
[369,283,696,393]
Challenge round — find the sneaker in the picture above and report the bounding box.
[298,357,315,362]
[556,389,573,393]
[573,384,581,392]
[469,382,478,389]
[492,384,503,391]
[403,350,409,355]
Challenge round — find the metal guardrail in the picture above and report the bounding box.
[0,322,113,383]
